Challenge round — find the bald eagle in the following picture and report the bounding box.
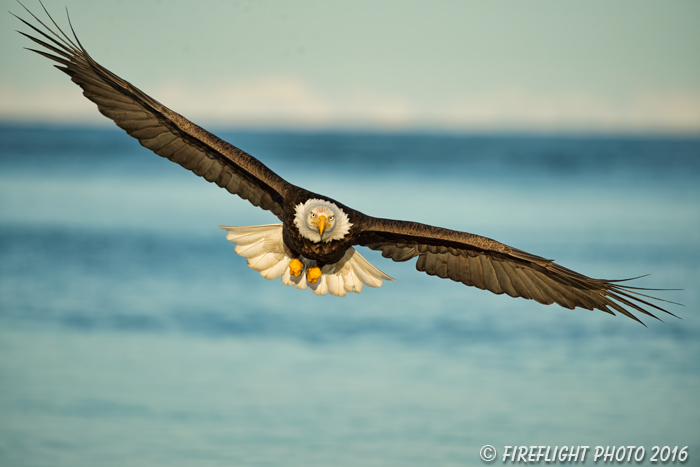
[15,3,677,324]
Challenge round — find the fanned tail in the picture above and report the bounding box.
[220,225,395,296]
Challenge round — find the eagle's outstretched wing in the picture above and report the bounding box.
[356,217,677,324]
[15,3,288,219]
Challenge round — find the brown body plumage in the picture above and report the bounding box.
[15,2,678,323]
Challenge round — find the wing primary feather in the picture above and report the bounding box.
[23,47,69,66]
[45,1,80,50]
[478,255,503,295]
[516,267,554,305]
[601,299,648,325]
[18,31,72,60]
[468,255,486,290]
[490,259,518,298]
[532,269,581,309]
[609,288,679,319]
[501,264,532,300]
[457,254,471,286]
[12,8,77,54]
[608,283,684,295]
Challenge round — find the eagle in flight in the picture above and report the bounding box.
[15,3,677,324]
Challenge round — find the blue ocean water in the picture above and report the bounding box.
[0,124,699,466]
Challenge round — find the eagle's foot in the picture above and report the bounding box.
[307,266,322,284]
[289,258,303,277]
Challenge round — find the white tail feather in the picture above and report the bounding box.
[220,224,395,296]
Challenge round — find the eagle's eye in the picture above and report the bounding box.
[329,216,334,221]
[310,213,316,218]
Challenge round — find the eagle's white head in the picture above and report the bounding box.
[294,198,352,243]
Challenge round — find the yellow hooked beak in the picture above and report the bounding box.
[315,215,327,237]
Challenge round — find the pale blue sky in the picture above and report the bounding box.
[2,0,699,132]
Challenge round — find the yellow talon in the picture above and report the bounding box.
[289,258,303,277]
[307,266,322,284]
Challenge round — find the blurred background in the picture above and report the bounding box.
[1,1,699,466]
